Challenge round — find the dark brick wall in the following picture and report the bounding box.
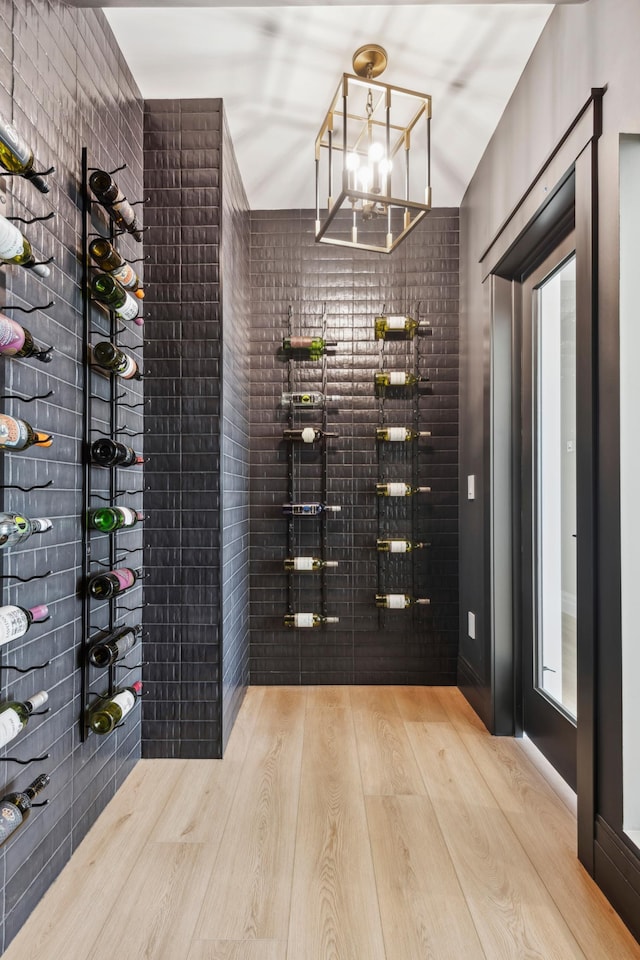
[143,99,224,759]
[0,0,143,951]
[249,209,459,684]
[220,111,250,749]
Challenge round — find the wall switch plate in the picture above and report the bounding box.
[468,611,476,639]
[467,474,475,500]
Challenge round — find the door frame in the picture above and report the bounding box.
[519,234,578,789]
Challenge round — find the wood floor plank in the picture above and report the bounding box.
[194,687,306,941]
[287,686,386,960]
[87,842,215,960]
[350,686,425,795]
[1,759,187,960]
[151,687,265,844]
[187,942,287,960]
[391,685,452,723]
[407,720,587,960]
[436,690,640,959]
[367,795,486,960]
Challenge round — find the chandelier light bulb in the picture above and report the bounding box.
[368,142,385,162]
[380,158,393,176]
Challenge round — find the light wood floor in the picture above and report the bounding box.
[4,686,640,960]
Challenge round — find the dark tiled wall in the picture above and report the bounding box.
[143,99,224,758]
[249,210,459,684]
[220,112,250,749]
[0,0,143,951]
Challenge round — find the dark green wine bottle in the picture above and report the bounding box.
[88,506,143,533]
[89,170,142,241]
[90,274,142,325]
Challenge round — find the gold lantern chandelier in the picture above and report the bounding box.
[314,44,432,254]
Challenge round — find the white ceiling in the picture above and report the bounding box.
[105,4,554,210]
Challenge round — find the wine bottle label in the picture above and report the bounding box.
[0,708,22,747]
[110,689,136,718]
[111,262,136,289]
[385,428,409,442]
[386,317,406,330]
[0,415,29,449]
[0,316,24,352]
[0,216,24,260]
[386,594,407,609]
[293,557,314,571]
[115,293,139,322]
[0,606,28,645]
[0,801,23,842]
[389,372,408,385]
[26,691,48,711]
[0,117,31,166]
[118,354,138,379]
[389,541,408,553]
[300,428,317,443]
[113,568,136,590]
[385,483,409,497]
[294,613,315,627]
[118,507,138,526]
[286,337,314,349]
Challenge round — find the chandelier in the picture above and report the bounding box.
[314,44,432,254]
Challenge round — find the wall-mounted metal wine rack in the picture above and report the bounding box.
[80,147,145,740]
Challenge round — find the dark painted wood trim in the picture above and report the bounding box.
[595,818,640,942]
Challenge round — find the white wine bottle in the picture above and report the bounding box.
[374,315,422,340]
[376,427,431,442]
[90,274,143,326]
[376,539,426,553]
[374,371,427,387]
[0,112,50,192]
[92,341,141,380]
[0,213,50,278]
[0,690,48,748]
[0,604,48,647]
[283,427,338,443]
[282,502,341,516]
[0,414,52,450]
[0,774,50,847]
[281,391,341,407]
[283,557,339,572]
[376,482,431,496]
[375,594,430,609]
[88,507,144,533]
[88,238,144,298]
[0,513,52,548]
[284,613,339,627]
[88,681,142,735]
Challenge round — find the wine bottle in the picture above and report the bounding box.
[283,427,339,443]
[283,557,339,572]
[90,274,143,326]
[0,312,50,362]
[92,341,141,380]
[375,594,431,609]
[0,774,50,847]
[88,566,141,600]
[90,438,143,468]
[0,113,50,192]
[374,371,427,387]
[0,213,50,278]
[88,170,142,241]
[0,513,52,548]
[88,238,144,298]
[88,625,140,668]
[0,604,48,647]
[0,414,52,450]
[0,690,48,748]
[376,539,426,553]
[88,506,143,533]
[282,502,341,516]
[376,482,431,497]
[88,681,142,735]
[376,427,431,442]
[284,613,340,627]
[281,391,341,407]
[374,315,428,340]
[282,336,337,359]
